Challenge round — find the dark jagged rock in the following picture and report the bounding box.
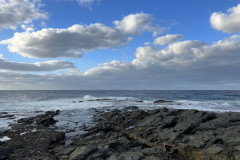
[17,117,35,125]
[36,115,56,126]
[0,114,14,119]
[70,145,98,160]
[36,111,58,126]
[0,111,64,160]
[63,108,240,160]
[96,98,111,101]
[87,98,111,102]
[1,108,240,160]
[6,131,65,159]
[124,106,139,110]
[73,101,83,103]
[153,99,173,103]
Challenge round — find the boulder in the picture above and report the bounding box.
[36,115,57,126]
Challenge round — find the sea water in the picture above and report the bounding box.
[0,90,240,140]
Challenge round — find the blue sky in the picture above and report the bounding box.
[0,0,240,89]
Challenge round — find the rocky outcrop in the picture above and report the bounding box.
[1,107,240,160]
[0,112,14,119]
[0,111,64,160]
[58,107,240,160]
[153,99,173,103]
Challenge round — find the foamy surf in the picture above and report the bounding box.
[1,91,240,138]
[0,136,11,142]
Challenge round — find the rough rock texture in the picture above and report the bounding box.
[55,107,240,160]
[0,111,65,160]
[1,107,240,160]
[153,100,173,103]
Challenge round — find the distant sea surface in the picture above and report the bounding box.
[1,90,240,133]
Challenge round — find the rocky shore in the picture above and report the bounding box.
[0,111,65,160]
[1,106,240,160]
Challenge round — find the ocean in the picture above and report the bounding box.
[1,90,240,140]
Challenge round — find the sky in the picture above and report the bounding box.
[0,0,240,90]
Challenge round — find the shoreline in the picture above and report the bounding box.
[1,107,240,159]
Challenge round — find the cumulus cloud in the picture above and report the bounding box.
[1,32,240,89]
[1,24,130,58]
[1,13,154,58]
[133,40,205,67]
[210,4,240,33]
[133,35,240,68]
[114,13,154,35]
[79,34,240,89]
[0,56,75,71]
[153,34,184,46]
[1,4,240,90]
[0,0,48,31]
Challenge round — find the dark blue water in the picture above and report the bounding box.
[0,90,240,103]
[0,90,240,114]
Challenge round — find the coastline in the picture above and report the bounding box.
[1,107,240,160]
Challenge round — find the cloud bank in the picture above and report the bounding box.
[1,34,240,89]
[0,55,75,71]
[1,13,154,58]
[1,3,240,89]
[210,4,240,33]
[0,0,47,31]
[80,34,240,89]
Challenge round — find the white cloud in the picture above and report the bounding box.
[1,4,240,90]
[133,35,240,68]
[0,0,48,31]
[210,4,240,33]
[153,34,184,46]
[144,42,151,46]
[84,60,132,76]
[2,34,240,89]
[152,27,168,37]
[1,24,130,58]
[0,56,75,71]
[80,34,240,89]
[114,13,154,35]
[132,40,205,67]
[1,13,154,58]
[1,34,240,90]
[76,0,96,6]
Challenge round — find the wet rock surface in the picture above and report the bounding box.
[67,107,240,160]
[1,107,240,159]
[0,111,65,160]
[153,100,173,104]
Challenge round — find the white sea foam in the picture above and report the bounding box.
[0,136,11,142]
[164,100,240,113]
[20,132,27,135]
[83,95,96,100]
[0,118,14,130]
[1,93,240,141]
[1,95,239,114]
